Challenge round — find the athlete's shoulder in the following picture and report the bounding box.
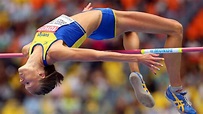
[22,43,31,56]
[48,40,66,54]
[47,40,71,63]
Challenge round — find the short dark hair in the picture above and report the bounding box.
[34,65,64,95]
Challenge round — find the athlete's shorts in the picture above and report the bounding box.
[89,8,116,40]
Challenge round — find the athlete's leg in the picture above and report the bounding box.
[123,32,155,108]
[123,32,140,72]
[114,10,196,113]
[115,10,182,88]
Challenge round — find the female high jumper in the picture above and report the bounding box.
[18,3,196,114]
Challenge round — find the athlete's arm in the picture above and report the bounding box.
[50,46,164,70]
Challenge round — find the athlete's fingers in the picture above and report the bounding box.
[86,3,92,7]
[151,61,163,67]
[151,54,160,56]
[156,62,163,67]
[148,65,157,75]
[150,64,160,71]
[85,3,92,9]
[145,61,162,75]
[83,3,93,12]
[150,54,164,61]
[155,57,164,61]
[152,56,164,61]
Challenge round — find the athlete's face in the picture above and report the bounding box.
[18,66,44,94]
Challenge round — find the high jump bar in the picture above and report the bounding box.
[0,53,24,58]
[0,47,202,58]
[113,47,203,54]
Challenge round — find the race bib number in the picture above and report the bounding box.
[37,15,75,32]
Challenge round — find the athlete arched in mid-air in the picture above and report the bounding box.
[18,3,196,114]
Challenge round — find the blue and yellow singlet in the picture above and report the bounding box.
[29,8,116,66]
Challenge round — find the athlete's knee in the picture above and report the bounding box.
[168,19,183,38]
[124,32,136,37]
[124,32,139,41]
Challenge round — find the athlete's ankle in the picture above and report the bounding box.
[169,85,183,94]
[131,71,141,75]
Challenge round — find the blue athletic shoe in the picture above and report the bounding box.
[166,86,196,114]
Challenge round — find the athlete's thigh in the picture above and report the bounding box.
[113,10,181,35]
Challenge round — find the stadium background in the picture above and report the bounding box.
[0,0,203,114]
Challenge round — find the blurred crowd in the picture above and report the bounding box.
[0,0,203,114]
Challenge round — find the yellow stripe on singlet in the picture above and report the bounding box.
[112,10,117,38]
[71,34,87,48]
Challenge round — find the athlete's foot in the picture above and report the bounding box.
[166,86,196,114]
[129,72,155,108]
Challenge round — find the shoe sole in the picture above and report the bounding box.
[129,73,155,108]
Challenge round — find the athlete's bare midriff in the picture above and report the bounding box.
[71,10,102,36]
[71,9,131,38]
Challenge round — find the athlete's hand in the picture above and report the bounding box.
[138,54,164,75]
[83,3,93,12]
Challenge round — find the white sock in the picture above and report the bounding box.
[169,85,183,94]
[132,72,143,78]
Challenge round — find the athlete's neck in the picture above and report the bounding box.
[25,46,44,68]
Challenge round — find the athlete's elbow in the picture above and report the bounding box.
[69,49,104,61]
[82,51,103,61]
[84,53,102,61]
[94,54,103,61]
